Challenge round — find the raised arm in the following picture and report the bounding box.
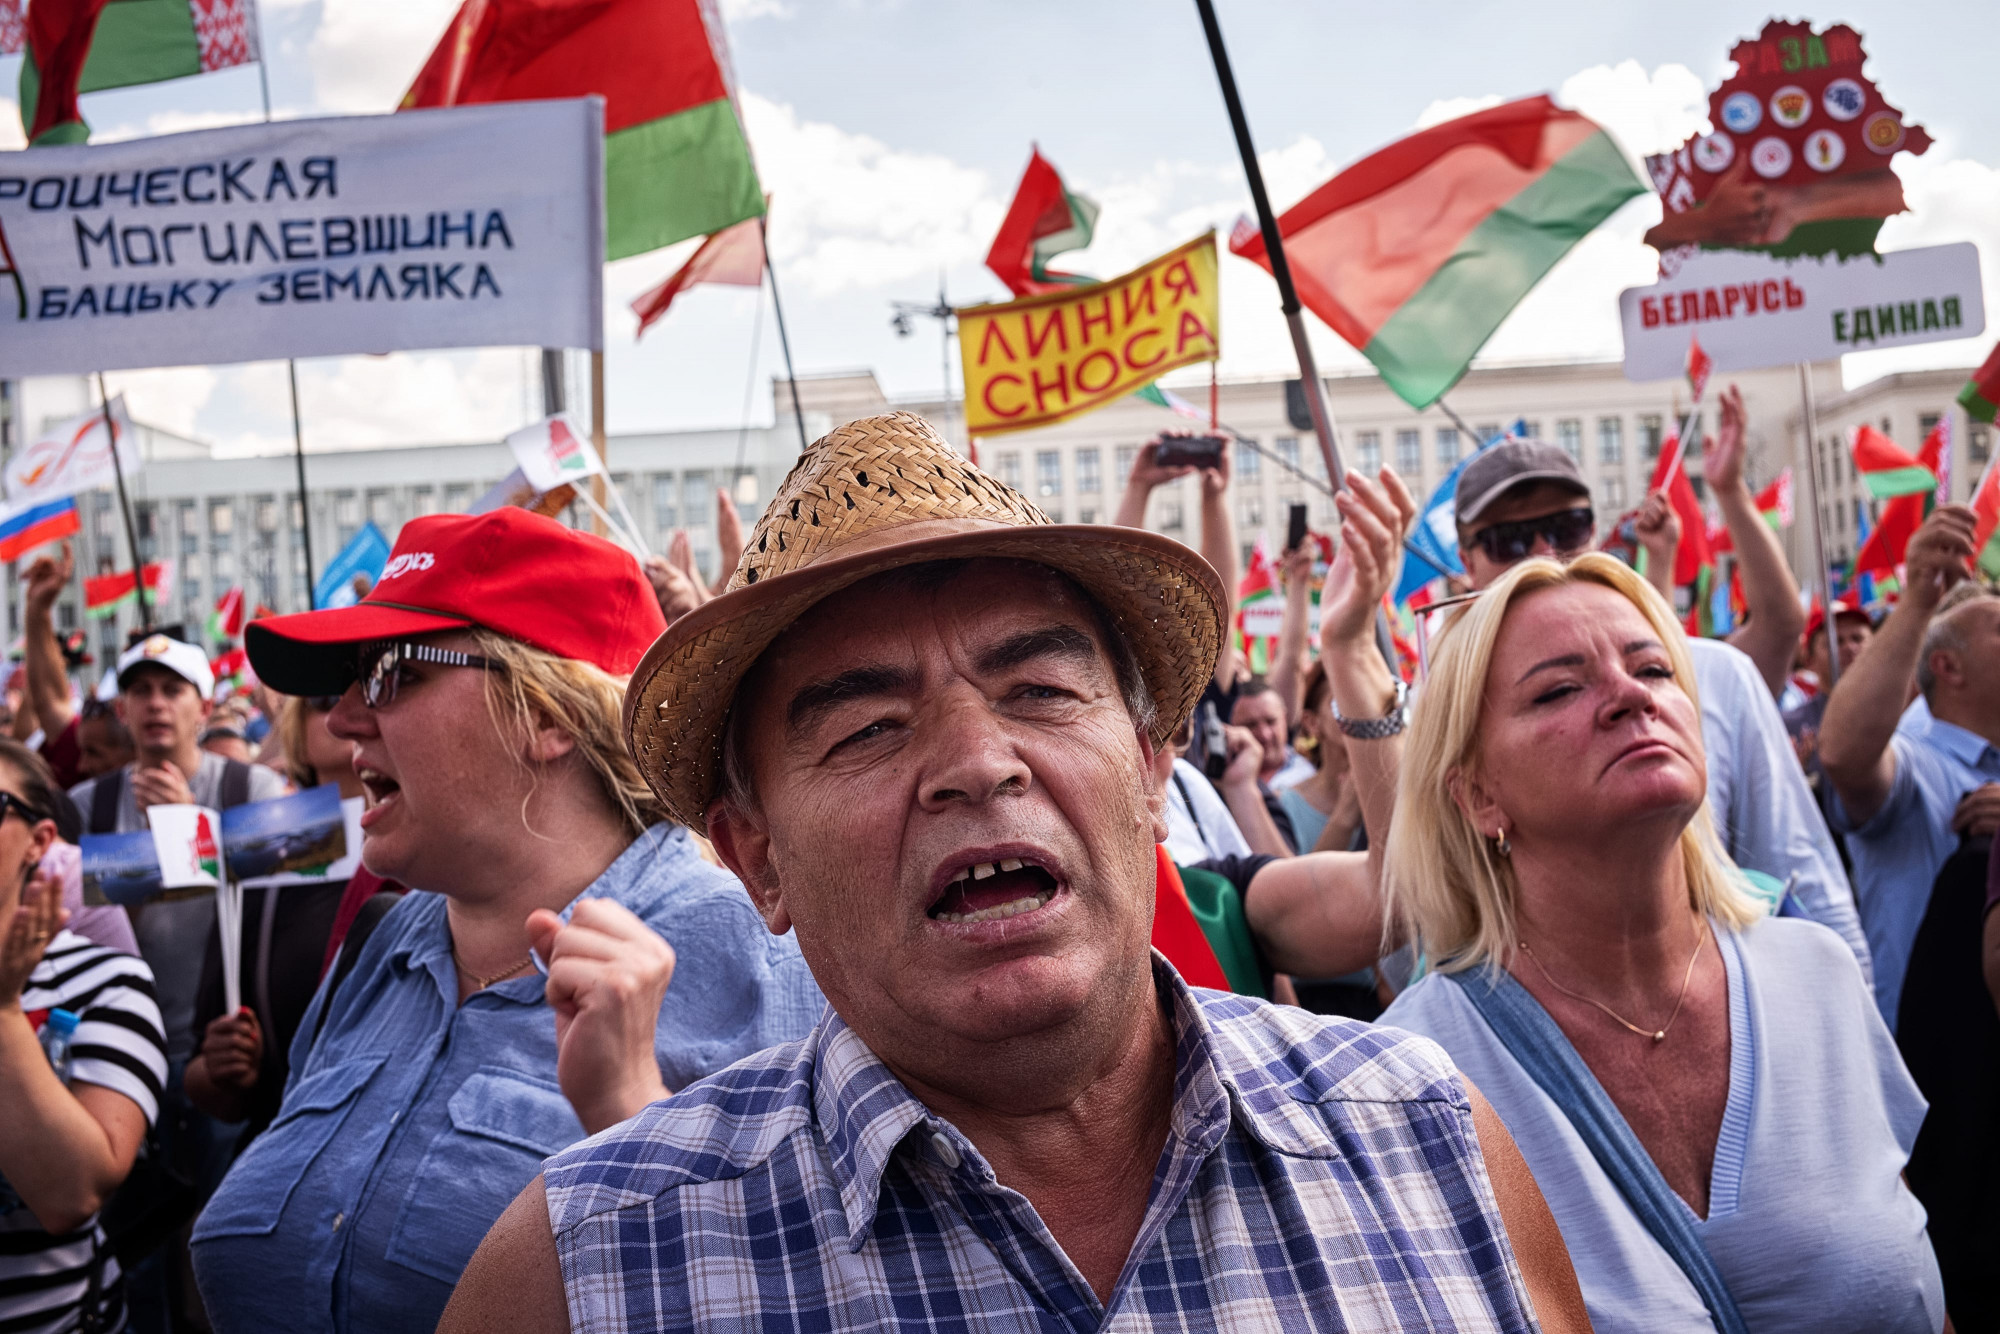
[1196,438,1238,606]
[21,544,76,742]
[1820,506,1977,825]
[1709,386,1805,694]
[1634,489,1679,607]
[1113,437,1194,531]
[1269,542,1314,728]
[1244,469,1416,975]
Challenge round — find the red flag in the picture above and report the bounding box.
[631,211,765,338]
[24,0,111,142]
[1857,421,1948,575]
[1648,435,1712,587]
[1151,847,1230,991]
[1972,459,2000,579]
[985,148,1095,298]
[1685,335,1712,404]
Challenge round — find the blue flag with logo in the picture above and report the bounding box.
[1393,420,1527,605]
[314,521,392,610]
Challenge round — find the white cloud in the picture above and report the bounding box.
[721,0,792,18]
[307,0,458,113]
[1843,151,2000,385]
[91,108,264,144]
[1414,94,1503,131]
[0,98,24,151]
[1556,61,1710,162]
[741,92,1003,297]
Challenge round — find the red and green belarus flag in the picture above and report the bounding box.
[403,0,764,262]
[1855,423,1944,577]
[15,0,258,144]
[1850,424,1938,500]
[1971,460,2000,580]
[84,562,170,619]
[1230,95,1645,408]
[1959,344,2000,426]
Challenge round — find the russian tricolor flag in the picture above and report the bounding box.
[0,497,81,562]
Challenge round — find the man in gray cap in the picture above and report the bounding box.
[1451,429,1870,977]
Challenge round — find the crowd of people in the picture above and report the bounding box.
[0,399,1991,1334]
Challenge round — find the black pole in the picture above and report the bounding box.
[759,215,811,453]
[94,373,151,632]
[1193,0,1346,490]
[287,360,317,609]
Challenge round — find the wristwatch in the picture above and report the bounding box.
[1332,678,1409,740]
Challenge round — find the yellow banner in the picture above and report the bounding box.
[959,233,1218,436]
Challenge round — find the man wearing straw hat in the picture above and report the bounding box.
[442,413,1588,1333]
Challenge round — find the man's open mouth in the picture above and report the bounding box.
[927,857,1060,925]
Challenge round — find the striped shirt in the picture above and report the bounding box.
[543,959,1539,1333]
[3,930,167,1334]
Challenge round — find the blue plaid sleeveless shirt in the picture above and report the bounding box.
[542,961,1540,1332]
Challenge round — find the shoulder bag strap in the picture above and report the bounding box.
[1447,968,1750,1334]
[1169,769,1210,852]
[220,758,252,809]
[307,887,400,1051]
[89,767,124,834]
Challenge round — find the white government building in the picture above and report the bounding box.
[3,354,1989,663]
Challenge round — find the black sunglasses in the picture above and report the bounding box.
[357,641,503,709]
[0,792,51,827]
[1471,507,1596,564]
[305,695,343,712]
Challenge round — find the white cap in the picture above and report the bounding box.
[116,634,216,699]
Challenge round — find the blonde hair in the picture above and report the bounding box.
[469,630,665,838]
[276,695,318,790]
[1384,552,1760,974]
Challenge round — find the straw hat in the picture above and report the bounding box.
[626,412,1224,833]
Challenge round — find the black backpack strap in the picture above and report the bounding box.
[219,758,252,810]
[307,888,401,1051]
[89,768,125,834]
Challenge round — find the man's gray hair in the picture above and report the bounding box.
[716,559,1156,815]
[1916,582,1996,703]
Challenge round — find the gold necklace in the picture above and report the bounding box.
[453,948,532,992]
[1519,926,1707,1044]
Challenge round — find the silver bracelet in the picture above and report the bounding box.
[1331,678,1409,740]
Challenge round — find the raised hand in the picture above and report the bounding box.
[0,867,65,1005]
[1703,385,1749,495]
[131,762,194,813]
[199,1009,264,1089]
[712,489,746,595]
[1903,505,1977,612]
[1126,438,1197,490]
[527,898,676,1134]
[22,543,72,615]
[1320,468,1417,653]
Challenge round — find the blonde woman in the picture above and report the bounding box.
[189,510,823,1334]
[1374,553,1942,1334]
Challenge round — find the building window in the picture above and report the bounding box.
[1076,448,1101,494]
[1972,423,1992,464]
[1395,429,1421,475]
[1518,420,1542,442]
[1078,506,1096,524]
[255,498,279,533]
[1557,419,1581,461]
[683,471,714,529]
[996,451,1022,490]
[1240,497,1264,529]
[209,499,235,535]
[411,487,437,517]
[1237,443,1261,480]
[1115,444,1137,482]
[1276,436,1300,472]
[185,576,203,606]
[1357,431,1382,472]
[213,552,236,583]
[1158,500,1183,531]
[444,484,473,513]
[1436,427,1459,466]
[366,489,395,529]
[1602,476,1626,509]
[1476,422,1500,446]
[652,474,678,529]
[1919,412,1941,443]
[1598,418,1623,465]
[333,491,358,542]
[1035,450,1062,498]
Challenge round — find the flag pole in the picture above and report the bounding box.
[250,5,317,610]
[589,350,609,538]
[94,374,152,632]
[1193,0,1346,491]
[759,215,810,453]
[1795,361,1841,689]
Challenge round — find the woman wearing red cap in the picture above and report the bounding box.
[189,509,823,1334]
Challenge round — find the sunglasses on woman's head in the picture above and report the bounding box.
[1470,507,1596,564]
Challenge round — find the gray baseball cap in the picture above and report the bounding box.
[1454,439,1590,528]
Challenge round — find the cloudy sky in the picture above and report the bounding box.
[6,0,1995,456]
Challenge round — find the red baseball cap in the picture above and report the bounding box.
[1802,594,1872,643]
[246,508,666,696]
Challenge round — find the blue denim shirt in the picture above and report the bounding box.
[189,824,824,1334]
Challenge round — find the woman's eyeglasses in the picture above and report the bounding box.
[357,641,503,709]
[1470,508,1596,564]
[0,792,52,827]
[305,696,343,712]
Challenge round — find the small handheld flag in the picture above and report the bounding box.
[0,496,79,562]
[1957,343,2000,425]
[1850,424,1937,500]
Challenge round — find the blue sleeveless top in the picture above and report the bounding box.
[1382,917,1943,1334]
